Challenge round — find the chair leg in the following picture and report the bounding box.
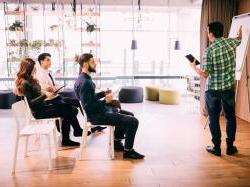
[24,136,29,157]
[79,124,88,160]
[47,135,52,171]
[12,135,20,174]
[58,119,62,142]
[109,127,111,146]
[53,128,58,158]
[79,138,85,160]
[83,124,89,148]
[110,127,115,160]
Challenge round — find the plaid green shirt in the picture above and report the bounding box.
[201,37,241,91]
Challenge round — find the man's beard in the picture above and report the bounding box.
[88,66,96,73]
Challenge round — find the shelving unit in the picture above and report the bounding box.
[61,2,101,79]
[3,2,101,81]
[4,2,28,77]
[3,2,64,78]
[80,3,101,87]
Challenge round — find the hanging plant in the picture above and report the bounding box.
[31,6,39,11]
[30,40,43,51]
[53,41,60,47]
[74,54,80,65]
[50,24,59,31]
[8,40,18,47]
[85,21,97,33]
[87,8,94,13]
[8,51,14,56]
[9,20,24,31]
[10,56,20,62]
[72,0,76,14]
[45,39,62,47]
[19,39,28,47]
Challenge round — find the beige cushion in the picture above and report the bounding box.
[159,88,180,105]
[145,86,159,101]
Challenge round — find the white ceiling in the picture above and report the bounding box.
[0,0,202,6]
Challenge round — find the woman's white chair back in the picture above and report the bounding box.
[12,100,28,134]
[23,96,62,134]
[23,97,36,121]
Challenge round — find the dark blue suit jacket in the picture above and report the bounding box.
[74,73,111,119]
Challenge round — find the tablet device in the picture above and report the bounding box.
[185,54,200,65]
[45,94,59,101]
[54,85,66,94]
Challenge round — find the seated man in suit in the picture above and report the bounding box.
[36,52,106,134]
[74,53,144,159]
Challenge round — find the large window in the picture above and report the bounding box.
[0,3,201,89]
[100,6,201,77]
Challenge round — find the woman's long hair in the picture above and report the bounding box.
[14,58,39,96]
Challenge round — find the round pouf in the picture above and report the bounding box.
[145,86,159,101]
[159,88,180,105]
[0,90,21,109]
[119,86,143,103]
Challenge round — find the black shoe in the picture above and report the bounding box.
[87,131,91,136]
[226,146,238,155]
[114,140,124,152]
[206,146,221,156]
[91,126,107,133]
[123,149,145,159]
[62,139,80,147]
[74,129,91,137]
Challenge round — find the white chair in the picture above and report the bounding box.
[24,97,62,143]
[11,100,59,174]
[77,101,115,160]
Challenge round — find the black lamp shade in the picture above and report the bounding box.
[174,40,180,50]
[52,3,55,11]
[131,39,138,50]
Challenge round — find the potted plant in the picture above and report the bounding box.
[45,39,63,47]
[19,39,28,47]
[50,24,59,31]
[31,6,39,11]
[85,21,97,33]
[30,40,43,53]
[9,20,24,31]
[8,40,18,47]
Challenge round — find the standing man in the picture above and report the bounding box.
[190,22,242,156]
[74,53,144,159]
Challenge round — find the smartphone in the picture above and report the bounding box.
[185,54,200,65]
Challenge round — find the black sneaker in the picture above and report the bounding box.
[206,146,221,156]
[74,129,91,137]
[114,140,124,152]
[123,149,145,159]
[91,126,107,133]
[62,139,80,147]
[226,146,238,155]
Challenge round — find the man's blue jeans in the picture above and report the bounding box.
[205,88,236,148]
